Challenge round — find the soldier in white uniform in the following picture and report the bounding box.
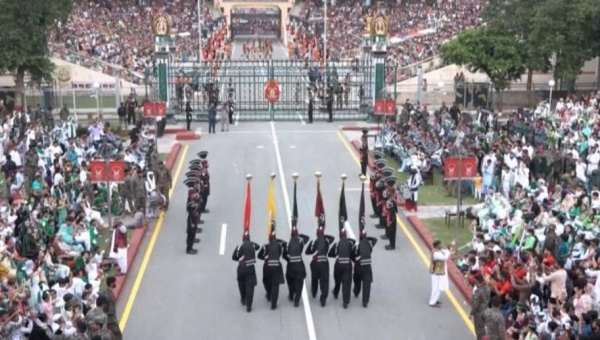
[429,239,454,307]
[406,165,422,212]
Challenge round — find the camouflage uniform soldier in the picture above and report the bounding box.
[483,296,506,340]
[59,104,70,122]
[102,277,123,340]
[470,275,491,340]
[149,150,159,174]
[156,161,172,209]
[135,171,147,214]
[85,296,113,340]
[25,144,39,189]
[123,170,135,214]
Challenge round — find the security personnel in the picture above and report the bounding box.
[185,102,193,131]
[383,196,397,251]
[305,226,334,307]
[369,170,381,218]
[200,160,210,212]
[352,230,377,307]
[186,188,200,254]
[156,161,172,209]
[360,128,369,176]
[283,226,310,307]
[232,230,260,312]
[307,89,314,124]
[257,231,286,310]
[375,175,387,229]
[326,86,334,122]
[328,229,355,309]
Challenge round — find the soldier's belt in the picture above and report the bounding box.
[336,257,351,264]
[289,256,302,263]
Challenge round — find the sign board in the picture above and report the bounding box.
[108,161,126,183]
[374,99,396,115]
[143,101,167,118]
[264,80,281,104]
[444,156,478,180]
[90,160,126,183]
[90,160,107,183]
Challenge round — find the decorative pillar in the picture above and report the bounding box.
[152,12,173,116]
[370,6,389,102]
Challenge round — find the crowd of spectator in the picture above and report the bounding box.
[381,91,600,338]
[287,0,482,80]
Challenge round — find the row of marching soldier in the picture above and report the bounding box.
[184,151,211,254]
[232,172,378,312]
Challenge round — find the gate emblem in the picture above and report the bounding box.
[264,80,280,104]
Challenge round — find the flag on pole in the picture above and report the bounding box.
[315,178,325,229]
[291,178,299,228]
[338,180,348,231]
[243,179,251,231]
[359,180,366,232]
[267,175,276,235]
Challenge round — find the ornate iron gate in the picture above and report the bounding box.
[167,59,373,121]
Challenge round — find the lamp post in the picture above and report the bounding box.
[548,79,555,111]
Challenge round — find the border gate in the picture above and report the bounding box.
[167,60,374,121]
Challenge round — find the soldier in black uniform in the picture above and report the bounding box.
[185,102,193,131]
[283,226,309,307]
[375,174,387,229]
[199,159,210,212]
[352,229,377,307]
[326,86,334,122]
[258,230,286,310]
[232,230,260,312]
[381,178,398,250]
[359,128,369,176]
[185,188,200,254]
[369,169,381,218]
[307,88,314,124]
[305,226,334,307]
[328,229,355,308]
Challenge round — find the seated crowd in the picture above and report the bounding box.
[0,102,164,337]
[383,92,600,338]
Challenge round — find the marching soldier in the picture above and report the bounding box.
[328,229,355,308]
[381,178,398,250]
[470,274,491,340]
[232,230,260,312]
[359,128,369,176]
[375,174,386,228]
[185,186,200,254]
[258,231,286,310]
[305,226,334,307]
[134,170,147,215]
[156,161,172,209]
[352,230,377,308]
[283,226,309,307]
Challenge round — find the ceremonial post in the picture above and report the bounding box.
[89,158,126,228]
[153,12,173,117]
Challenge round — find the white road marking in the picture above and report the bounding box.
[298,112,306,125]
[270,121,317,340]
[219,224,227,255]
[289,145,297,149]
[256,145,265,149]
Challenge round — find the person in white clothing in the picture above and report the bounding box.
[429,239,455,307]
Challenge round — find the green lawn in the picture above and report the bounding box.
[25,93,117,110]
[421,217,474,254]
[159,153,168,162]
[379,154,477,206]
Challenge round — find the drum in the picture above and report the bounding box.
[400,183,411,199]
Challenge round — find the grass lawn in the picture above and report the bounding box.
[25,93,118,110]
[378,154,478,206]
[421,217,473,254]
[159,153,168,162]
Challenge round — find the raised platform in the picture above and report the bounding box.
[175,131,201,141]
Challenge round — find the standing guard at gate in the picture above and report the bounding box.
[360,127,369,176]
[185,102,193,131]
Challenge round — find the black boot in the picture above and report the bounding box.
[194,239,200,243]
[186,249,198,254]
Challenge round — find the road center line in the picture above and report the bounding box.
[219,224,227,255]
[270,121,317,340]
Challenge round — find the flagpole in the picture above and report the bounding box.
[359,174,366,232]
[315,171,322,227]
[292,172,299,226]
[243,173,252,232]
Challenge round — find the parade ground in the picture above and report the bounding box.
[116,122,475,340]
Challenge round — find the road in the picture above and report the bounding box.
[119,122,475,340]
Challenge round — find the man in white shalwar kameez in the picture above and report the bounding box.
[109,222,128,275]
[429,239,455,307]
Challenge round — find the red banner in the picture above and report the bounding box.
[89,160,106,183]
[143,102,167,118]
[108,161,126,183]
[374,99,396,115]
[444,156,478,180]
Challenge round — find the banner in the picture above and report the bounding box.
[338,181,348,231]
[108,161,125,183]
[267,176,276,235]
[291,179,298,227]
[315,178,325,229]
[443,156,478,180]
[89,160,106,183]
[243,180,252,231]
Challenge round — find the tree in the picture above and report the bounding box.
[0,0,73,111]
[440,28,524,109]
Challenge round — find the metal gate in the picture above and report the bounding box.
[167,59,373,121]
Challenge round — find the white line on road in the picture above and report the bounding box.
[289,145,297,149]
[219,224,227,255]
[256,145,265,149]
[298,112,306,125]
[270,121,317,340]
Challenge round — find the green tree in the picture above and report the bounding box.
[0,0,73,111]
[440,28,524,109]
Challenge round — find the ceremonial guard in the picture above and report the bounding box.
[306,172,334,307]
[156,161,172,209]
[369,168,382,218]
[185,102,193,131]
[429,239,454,307]
[198,151,210,212]
[328,174,355,308]
[232,174,260,312]
[380,177,397,250]
[406,165,422,212]
[258,230,286,310]
[470,274,491,339]
[184,177,201,254]
[353,175,377,308]
[359,128,369,176]
[282,173,310,307]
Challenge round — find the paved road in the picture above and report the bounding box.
[121,122,474,340]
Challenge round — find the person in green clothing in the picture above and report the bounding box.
[521,228,538,252]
